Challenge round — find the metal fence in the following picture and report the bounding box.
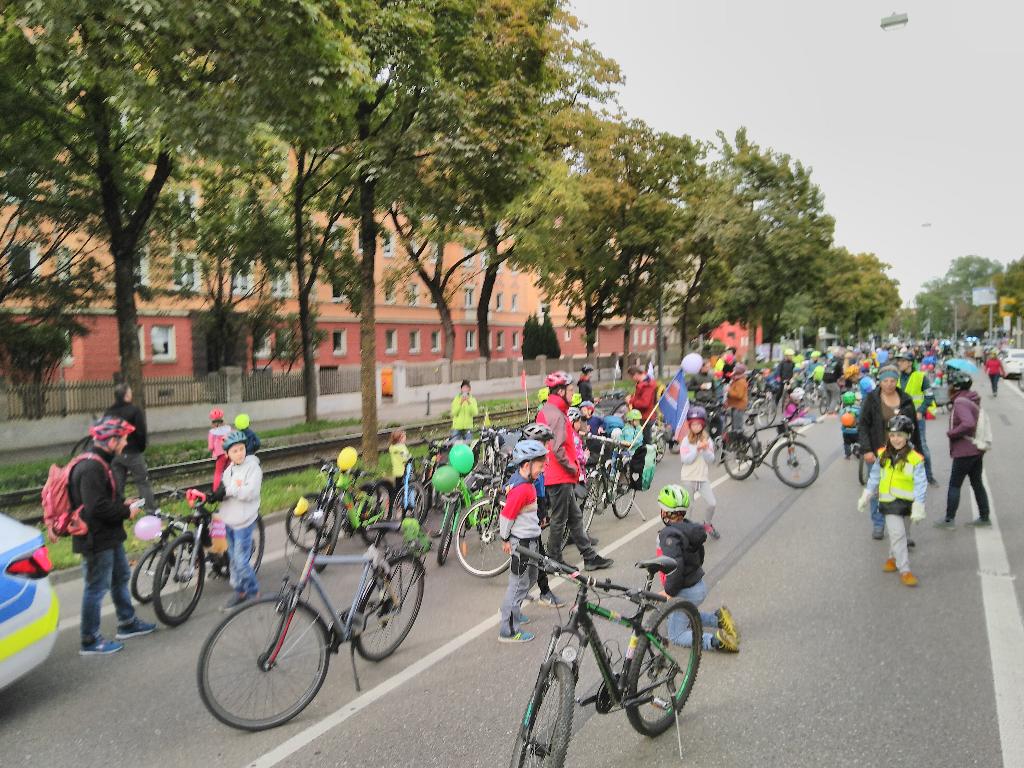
[4,375,226,420]
[406,362,444,388]
[242,371,305,402]
[319,366,361,395]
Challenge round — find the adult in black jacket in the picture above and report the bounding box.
[72,416,156,655]
[577,365,594,403]
[104,383,158,513]
[857,366,919,538]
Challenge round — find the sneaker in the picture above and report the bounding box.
[872,528,884,540]
[498,631,535,644]
[966,518,992,527]
[900,571,919,587]
[80,636,124,656]
[587,536,599,546]
[933,520,956,530]
[583,555,613,571]
[715,629,739,653]
[537,591,566,609]
[907,538,916,549]
[222,592,251,612]
[115,618,156,640]
[716,606,738,640]
[703,523,721,540]
[521,591,539,604]
[516,614,531,626]
[883,558,897,573]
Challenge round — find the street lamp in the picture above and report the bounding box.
[880,12,909,30]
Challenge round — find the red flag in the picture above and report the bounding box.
[520,369,527,391]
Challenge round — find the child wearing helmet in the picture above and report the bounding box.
[782,388,815,426]
[619,409,644,455]
[209,430,263,608]
[857,415,927,587]
[498,440,549,643]
[233,413,261,455]
[655,485,738,652]
[838,391,861,459]
[678,406,720,539]
[208,408,232,491]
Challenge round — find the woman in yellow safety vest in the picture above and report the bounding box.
[858,414,928,587]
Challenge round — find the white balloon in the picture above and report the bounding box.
[682,353,704,375]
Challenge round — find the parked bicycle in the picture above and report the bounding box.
[152,489,266,627]
[197,515,427,731]
[130,507,188,604]
[721,420,820,488]
[510,546,702,767]
[582,434,639,520]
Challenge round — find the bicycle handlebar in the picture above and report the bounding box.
[514,546,666,605]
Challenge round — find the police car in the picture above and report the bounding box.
[0,513,59,690]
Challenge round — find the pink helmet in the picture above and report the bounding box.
[89,416,135,442]
[209,408,224,421]
[544,371,573,389]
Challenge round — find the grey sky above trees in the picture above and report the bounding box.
[571,0,1024,304]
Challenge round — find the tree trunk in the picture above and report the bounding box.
[112,242,145,408]
[476,227,501,359]
[746,323,758,365]
[357,175,379,465]
[583,300,597,356]
[622,297,634,361]
[291,150,318,423]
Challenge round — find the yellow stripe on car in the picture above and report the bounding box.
[0,593,59,662]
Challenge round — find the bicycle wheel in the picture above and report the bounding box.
[858,455,868,486]
[818,390,828,415]
[153,532,206,627]
[354,553,426,661]
[611,473,635,519]
[391,479,427,523]
[357,482,394,545]
[437,496,458,566]
[197,596,330,731]
[510,660,575,768]
[723,435,756,480]
[130,541,164,605]
[251,516,266,572]
[625,599,702,737]
[771,439,819,488]
[456,499,510,578]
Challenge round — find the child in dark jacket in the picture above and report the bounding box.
[655,485,739,652]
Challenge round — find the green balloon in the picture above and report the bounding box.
[431,464,460,494]
[448,443,475,475]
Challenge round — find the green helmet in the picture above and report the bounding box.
[570,392,583,407]
[657,484,690,513]
[537,386,549,404]
[626,409,642,422]
[841,391,857,405]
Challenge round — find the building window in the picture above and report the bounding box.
[173,251,199,291]
[150,325,176,362]
[331,280,346,303]
[178,189,198,220]
[462,246,473,268]
[479,251,487,270]
[510,294,519,312]
[382,233,394,258]
[465,329,476,351]
[135,249,151,288]
[232,270,251,295]
[538,302,548,318]
[8,243,38,280]
[564,329,571,341]
[495,293,504,311]
[633,329,639,346]
[496,331,505,351]
[55,247,74,282]
[385,329,397,354]
[332,330,347,356]
[431,330,441,352]
[254,334,272,359]
[464,287,474,308]
[271,273,291,298]
[409,330,421,354]
[512,331,520,350]
[405,283,419,306]
[384,285,396,305]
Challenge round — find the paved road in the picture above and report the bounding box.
[4,382,1023,768]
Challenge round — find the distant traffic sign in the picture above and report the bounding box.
[972,287,997,306]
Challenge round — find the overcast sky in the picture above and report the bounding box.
[570,0,1024,304]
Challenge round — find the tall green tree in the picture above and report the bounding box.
[914,255,1004,336]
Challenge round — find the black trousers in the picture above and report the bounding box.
[546,483,596,565]
[946,454,990,520]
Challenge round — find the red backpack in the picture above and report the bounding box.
[40,453,116,541]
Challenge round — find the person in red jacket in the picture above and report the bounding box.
[627,365,658,442]
[537,371,612,571]
[983,352,1005,397]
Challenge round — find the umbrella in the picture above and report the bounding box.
[944,358,979,374]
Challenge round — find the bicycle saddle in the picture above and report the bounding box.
[365,521,403,534]
[634,556,677,575]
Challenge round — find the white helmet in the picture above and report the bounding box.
[790,387,805,400]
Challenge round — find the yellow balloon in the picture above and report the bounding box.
[293,496,310,517]
[337,446,358,471]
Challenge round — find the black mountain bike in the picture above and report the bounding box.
[510,547,702,767]
[722,421,820,488]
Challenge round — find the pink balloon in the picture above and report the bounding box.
[133,515,163,541]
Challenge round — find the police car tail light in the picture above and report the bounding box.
[6,546,53,579]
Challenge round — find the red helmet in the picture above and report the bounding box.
[544,371,573,389]
[209,408,224,421]
[89,416,135,442]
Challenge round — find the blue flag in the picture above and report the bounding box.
[658,370,689,442]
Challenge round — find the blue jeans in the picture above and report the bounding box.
[451,429,472,441]
[666,579,720,650]
[917,416,935,481]
[226,521,260,596]
[81,544,136,645]
[870,494,883,531]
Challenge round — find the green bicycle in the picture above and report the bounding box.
[510,547,702,767]
[434,470,495,568]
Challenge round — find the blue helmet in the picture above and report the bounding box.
[222,430,248,452]
[512,439,547,466]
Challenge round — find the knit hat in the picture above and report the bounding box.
[877,365,899,381]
